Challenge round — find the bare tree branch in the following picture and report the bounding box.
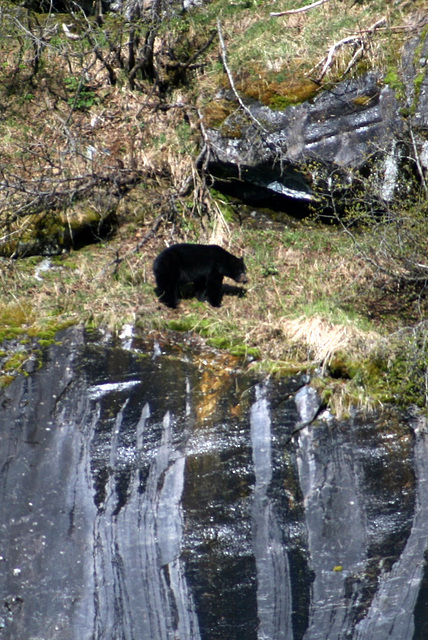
[271,0,330,18]
[308,17,386,82]
[409,127,428,197]
[217,19,268,133]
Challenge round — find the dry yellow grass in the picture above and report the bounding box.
[281,315,380,368]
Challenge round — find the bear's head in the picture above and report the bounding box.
[232,257,248,284]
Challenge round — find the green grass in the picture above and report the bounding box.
[186,0,416,113]
[0,0,427,413]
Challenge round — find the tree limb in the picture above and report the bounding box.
[317,35,361,82]
[217,19,268,133]
[271,0,330,18]
[309,17,387,82]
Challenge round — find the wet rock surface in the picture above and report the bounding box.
[205,31,428,211]
[0,326,427,639]
[206,73,403,209]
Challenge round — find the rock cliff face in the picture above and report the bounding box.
[1,327,428,640]
[402,32,428,167]
[204,34,428,213]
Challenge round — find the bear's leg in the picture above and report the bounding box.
[193,276,208,302]
[205,273,224,307]
[156,274,179,308]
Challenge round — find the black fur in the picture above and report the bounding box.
[153,243,248,309]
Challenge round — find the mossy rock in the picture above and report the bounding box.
[241,76,320,110]
[0,204,117,257]
[203,99,236,128]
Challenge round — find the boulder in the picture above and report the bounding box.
[0,205,117,258]
[402,33,428,169]
[204,33,428,214]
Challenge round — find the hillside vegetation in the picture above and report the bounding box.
[1,0,428,415]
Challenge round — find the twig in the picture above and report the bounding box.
[342,43,364,77]
[409,126,428,197]
[362,17,387,32]
[271,0,330,17]
[284,404,325,446]
[177,30,216,73]
[95,212,166,279]
[196,108,210,172]
[309,17,387,82]
[217,19,268,133]
[316,35,361,82]
[62,23,81,40]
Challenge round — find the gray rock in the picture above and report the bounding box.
[205,33,428,211]
[1,327,426,640]
[294,384,322,426]
[402,33,428,169]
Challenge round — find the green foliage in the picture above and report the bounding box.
[329,352,360,380]
[262,266,279,277]
[206,336,259,359]
[379,328,428,408]
[0,304,33,342]
[65,76,98,111]
[413,70,427,113]
[0,301,75,386]
[300,301,373,333]
[19,92,34,104]
[383,70,405,100]
[167,316,198,332]
[322,323,428,412]
[166,313,260,360]
[210,191,235,223]
[175,121,196,154]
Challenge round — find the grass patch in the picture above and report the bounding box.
[1,203,427,411]
[0,0,427,411]
[0,303,34,342]
[192,0,413,114]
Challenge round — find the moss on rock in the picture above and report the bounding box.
[0,205,117,257]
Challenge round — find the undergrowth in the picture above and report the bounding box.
[192,0,419,111]
[0,0,427,414]
[1,208,427,415]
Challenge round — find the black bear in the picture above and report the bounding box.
[153,243,248,309]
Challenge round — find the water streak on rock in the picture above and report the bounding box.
[251,384,292,639]
[0,328,427,639]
